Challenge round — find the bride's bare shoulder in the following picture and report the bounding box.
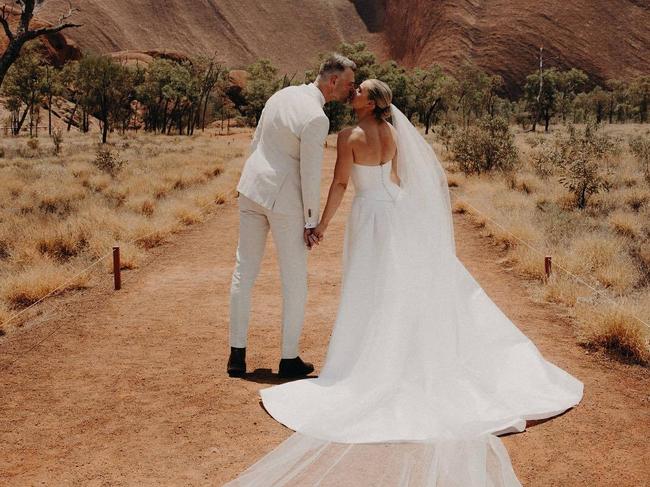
[384,120,397,135]
[337,126,364,143]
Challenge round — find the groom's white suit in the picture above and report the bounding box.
[230,82,329,359]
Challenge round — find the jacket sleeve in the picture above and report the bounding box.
[250,106,267,155]
[299,114,329,229]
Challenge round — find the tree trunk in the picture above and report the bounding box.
[67,100,78,131]
[0,39,25,89]
[15,103,31,135]
[102,113,109,144]
[29,98,34,137]
[544,108,550,132]
[424,98,441,135]
[48,94,53,135]
[162,99,170,133]
[202,94,211,131]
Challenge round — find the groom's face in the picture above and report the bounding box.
[330,68,356,104]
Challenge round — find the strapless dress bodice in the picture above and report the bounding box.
[351,160,401,202]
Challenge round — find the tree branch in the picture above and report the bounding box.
[56,1,80,24]
[0,6,14,41]
[25,22,81,40]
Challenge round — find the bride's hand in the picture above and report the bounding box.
[313,223,326,243]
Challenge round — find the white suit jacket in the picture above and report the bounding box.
[237,83,329,228]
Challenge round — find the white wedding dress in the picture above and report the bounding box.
[225,105,583,486]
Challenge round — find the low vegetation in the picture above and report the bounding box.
[0,130,247,334]
[434,124,650,365]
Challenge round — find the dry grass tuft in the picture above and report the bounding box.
[638,242,650,270]
[509,245,548,281]
[1,258,89,309]
[0,129,249,334]
[608,210,644,239]
[0,304,10,335]
[577,302,650,365]
[452,200,469,214]
[543,273,591,306]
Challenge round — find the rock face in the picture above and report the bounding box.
[41,0,387,74]
[378,0,650,95]
[37,0,650,93]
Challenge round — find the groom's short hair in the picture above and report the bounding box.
[318,54,357,79]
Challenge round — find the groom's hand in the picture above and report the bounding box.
[304,228,317,250]
[304,228,322,250]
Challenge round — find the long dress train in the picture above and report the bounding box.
[225,105,583,486]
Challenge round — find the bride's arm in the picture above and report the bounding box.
[314,128,354,238]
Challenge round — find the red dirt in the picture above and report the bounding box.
[1,137,648,486]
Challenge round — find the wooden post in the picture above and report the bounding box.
[113,246,121,290]
[544,255,552,280]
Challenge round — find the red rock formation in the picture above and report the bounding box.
[33,0,650,94]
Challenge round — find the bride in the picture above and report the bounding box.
[228,79,583,485]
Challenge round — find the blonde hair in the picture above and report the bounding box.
[365,79,392,120]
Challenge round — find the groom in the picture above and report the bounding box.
[228,54,357,378]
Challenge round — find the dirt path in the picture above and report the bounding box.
[1,138,648,486]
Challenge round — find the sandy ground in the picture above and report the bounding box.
[1,137,649,486]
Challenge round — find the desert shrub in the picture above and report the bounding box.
[451,116,518,174]
[629,135,650,179]
[559,124,614,209]
[558,153,610,209]
[93,146,125,176]
[530,145,557,178]
[0,239,10,259]
[51,128,63,156]
[534,123,614,209]
[17,138,41,158]
[524,134,545,148]
[27,137,39,151]
[436,121,457,152]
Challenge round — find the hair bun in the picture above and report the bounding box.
[374,104,391,120]
[366,79,393,120]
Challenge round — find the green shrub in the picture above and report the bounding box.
[436,121,457,152]
[554,123,614,208]
[451,116,518,174]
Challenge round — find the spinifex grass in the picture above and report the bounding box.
[0,129,249,333]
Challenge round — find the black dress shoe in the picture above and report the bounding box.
[227,347,246,377]
[278,356,314,378]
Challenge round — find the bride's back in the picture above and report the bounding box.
[350,119,397,166]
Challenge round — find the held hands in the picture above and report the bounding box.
[303,224,326,250]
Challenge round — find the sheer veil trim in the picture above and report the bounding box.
[225,433,522,486]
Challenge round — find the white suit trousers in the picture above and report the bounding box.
[229,194,308,359]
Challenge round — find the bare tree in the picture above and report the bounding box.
[0,1,80,87]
